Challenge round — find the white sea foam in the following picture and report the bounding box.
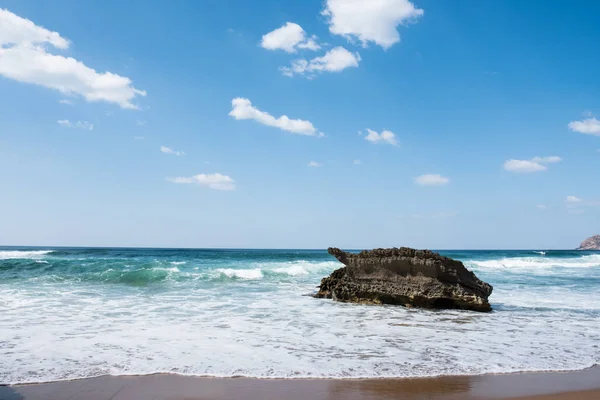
[170,261,187,265]
[272,265,309,276]
[0,250,54,260]
[1,252,599,384]
[216,268,263,280]
[468,254,600,270]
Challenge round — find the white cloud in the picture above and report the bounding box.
[260,22,320,53]
[160,145,185,156]
[0,8,69,49]
[414,174,449,186]
[536,204,549,210]
[229,97,322,137]
[503,156,562,173]
[280,46,360,77]
[57,119,93,130]
[167,173,236,191]
[322,0,424,49]
[353,159,362,165]
[564,196,600,213]
[136,119,147,126]
[308,161,323,167]
[59,99,72,105]
[531,156,562,164]
[568,117,600,136]
[364,128,398,146]
[0,9,146,109]
[134,136,144,140]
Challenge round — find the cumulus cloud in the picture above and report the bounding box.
[229,97,322,136]
[57,119,93,130]
[364,128,398,146]
[308,161,323,167]
[0,9,146,109]
[568,117,600,136]
[261,22,320,53]
[160,145,185,156]
[280,46,360,77]
[503,156,562,173]
[414,174,449,186]
[322,0,424,49]
[167,173,236,191]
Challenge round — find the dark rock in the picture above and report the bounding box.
[315,247,493,312]
[577,235,600,250]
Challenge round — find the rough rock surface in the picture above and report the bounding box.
[577,235,600,250]
[315,247,493,312]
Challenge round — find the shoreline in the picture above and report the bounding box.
[4,366,600,400]
[5,363,600,385]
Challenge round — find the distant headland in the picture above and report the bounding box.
[577,235,600,250]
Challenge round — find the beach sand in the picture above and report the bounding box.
[2,366,599,400]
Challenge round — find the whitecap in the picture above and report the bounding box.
[469,254,600,270]
[272,265,309,276]
[216,268,263,280]
[170,261,187,265]
[0,250,54,260]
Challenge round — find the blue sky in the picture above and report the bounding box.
[0,0,599,249]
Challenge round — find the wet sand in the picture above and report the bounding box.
[2,367,599,400]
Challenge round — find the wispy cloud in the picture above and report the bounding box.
[364,129,398,146]
[0,9,146,109]
[308,161,323,167]
[167,173,236,191]
[59,99,73,105]
[503,156,562,173]
[321,0,424,49]
[353,159,362,165]
[565,195,600,214]
[261,22,320,53]
[136,119,147,126]
[415,174,449,186]
[229,97,323,137]
[536,204,550,210]
[160,146,185,156]
[133,136,144,140]
[57,119,93,130]
[280,47,360,78]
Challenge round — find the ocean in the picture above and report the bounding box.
[1,247,599,384]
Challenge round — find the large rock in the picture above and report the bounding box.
[315,247,493,312]
[577,235,600,250]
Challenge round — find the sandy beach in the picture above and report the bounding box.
[2,366,598,400]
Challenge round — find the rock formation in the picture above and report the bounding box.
[315,247,493,312]
[577,235,600,250]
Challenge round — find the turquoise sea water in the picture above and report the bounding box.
[1,247,599,383]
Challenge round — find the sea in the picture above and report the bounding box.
[1,247,599,384]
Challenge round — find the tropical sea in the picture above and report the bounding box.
[1,247,599,384]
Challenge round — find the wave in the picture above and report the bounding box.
[0,250,54,260]
[216,268,263,280]
[468,254,600,270]
[96,267,181,285]
[170,261,187,265]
